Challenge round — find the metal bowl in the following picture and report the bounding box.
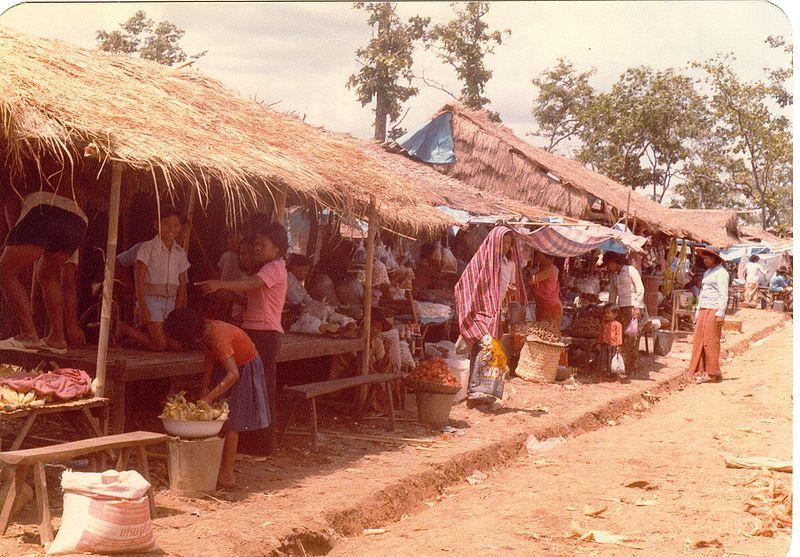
[160,416,226,439]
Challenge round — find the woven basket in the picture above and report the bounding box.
[515,338,565,383]
[404,377,461,395]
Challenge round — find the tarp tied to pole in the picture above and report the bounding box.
[516,224,647,257]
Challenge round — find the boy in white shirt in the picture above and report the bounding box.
[115,207,190,351]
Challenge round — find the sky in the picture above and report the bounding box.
[0,1,792,149]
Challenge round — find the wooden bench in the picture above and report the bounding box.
[0,431,168,545]
[280,374,401,450]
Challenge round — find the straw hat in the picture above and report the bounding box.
[694,246,723,263]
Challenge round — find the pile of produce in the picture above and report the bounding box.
[406,358,461,394]
[527,323,564,344]
[161,393,229,421]
[567,316,600,339]
[0,386,45,411]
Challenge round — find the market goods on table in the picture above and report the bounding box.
[567,316,601,339]
[0,364,93,412]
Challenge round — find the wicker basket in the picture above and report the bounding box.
[515,338,565,383]
[404,377,461,395]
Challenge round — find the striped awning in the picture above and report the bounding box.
[516,224,648,257]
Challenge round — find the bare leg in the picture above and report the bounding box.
[114,320,169,352]
[37,252,69,349]
[61,262,86,347]
[0,245,44,342]
[218,432,238,488]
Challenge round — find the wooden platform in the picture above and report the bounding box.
[0,334,365,433]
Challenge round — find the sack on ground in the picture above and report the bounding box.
[625,317,639,337]
[611,353,626,375]
[47,470,157,555]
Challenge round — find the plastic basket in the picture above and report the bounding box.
[515,338,565,383]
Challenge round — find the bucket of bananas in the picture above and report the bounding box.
[159,393,230,439]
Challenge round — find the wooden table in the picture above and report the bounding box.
[0,398,109,451]
[0,334,364,433]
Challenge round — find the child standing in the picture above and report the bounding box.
[164,308,270,489]
[596,303,624,381]
[115,207,190,351]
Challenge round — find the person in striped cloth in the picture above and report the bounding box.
[455,226,527,410]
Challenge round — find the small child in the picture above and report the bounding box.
[164,308,271,489]
[115,207,189,351]
[596,303,624,381]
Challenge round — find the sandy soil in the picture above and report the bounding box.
[328,325,793,557]
[0,309,787,556]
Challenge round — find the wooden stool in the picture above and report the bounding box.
[0,431,168,545]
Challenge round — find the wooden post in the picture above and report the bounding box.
[357,196,378,410]
[95,162,123,398]
[273,189,287,225]
[182,186,198,253]
[625,187,632,230]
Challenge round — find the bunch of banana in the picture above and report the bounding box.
[0,364,22,379]
[161,392,229,421]
[0,386,44,412]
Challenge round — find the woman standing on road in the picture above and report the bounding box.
[688,246,729,384]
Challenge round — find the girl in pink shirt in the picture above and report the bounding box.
[199,220,288,455]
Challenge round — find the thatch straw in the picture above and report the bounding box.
[0,27,452,232]
[668,209,739,247]
[413,102,737,245]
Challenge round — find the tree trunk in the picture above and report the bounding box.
[374,90,388,142]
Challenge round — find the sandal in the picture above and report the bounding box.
[40,341,67,355]
[0,337,39,353]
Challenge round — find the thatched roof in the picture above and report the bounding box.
[0,27,451,232]
[739,225,793,251]
[668,209,740,248]
[397,102,736,245]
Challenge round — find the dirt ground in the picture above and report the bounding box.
[0,309,788,556]
[328,325,793,557]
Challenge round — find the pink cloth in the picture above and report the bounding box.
[241,259,288,332]
[455,226,528,344]
[1,368,92,401]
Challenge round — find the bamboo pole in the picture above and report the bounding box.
[625,187,632,230]
[95,162,123,397]
[181,186,198,253]
[357,196,378,410]
[273,189,287,225]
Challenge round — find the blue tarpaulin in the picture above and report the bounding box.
[399,113,456,164]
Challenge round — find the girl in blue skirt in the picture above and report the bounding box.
[165,308,271,488]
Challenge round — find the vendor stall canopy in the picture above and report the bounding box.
[0,27,451,233]
[390,102,738,247]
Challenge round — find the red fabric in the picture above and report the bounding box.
[203,320,258,366]
[1,368,92,400]
[455,226,527,344]
[597,321,623,347]
[688,308,722,377]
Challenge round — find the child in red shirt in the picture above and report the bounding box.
[165,308,270,488]
[595,303,624,381]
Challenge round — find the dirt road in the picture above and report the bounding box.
[329,326,792,557]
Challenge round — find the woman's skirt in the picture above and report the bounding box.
[214,356,271,434]
[534,299,563,331]
[688,308,722,377]
[467,342,504,404]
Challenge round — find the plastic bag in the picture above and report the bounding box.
[611,353,626,375]
[625,317,639,337]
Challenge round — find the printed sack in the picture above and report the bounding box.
[47,470,157,555]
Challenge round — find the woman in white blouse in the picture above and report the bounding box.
[688,247,729,384]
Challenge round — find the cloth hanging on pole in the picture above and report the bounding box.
[455,226,527,344]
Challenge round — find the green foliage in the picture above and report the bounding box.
[96,10,205,66]
[426,2,509,109]
[684,52,792,229]
[347,2,429,140]
[531,59,595,152]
